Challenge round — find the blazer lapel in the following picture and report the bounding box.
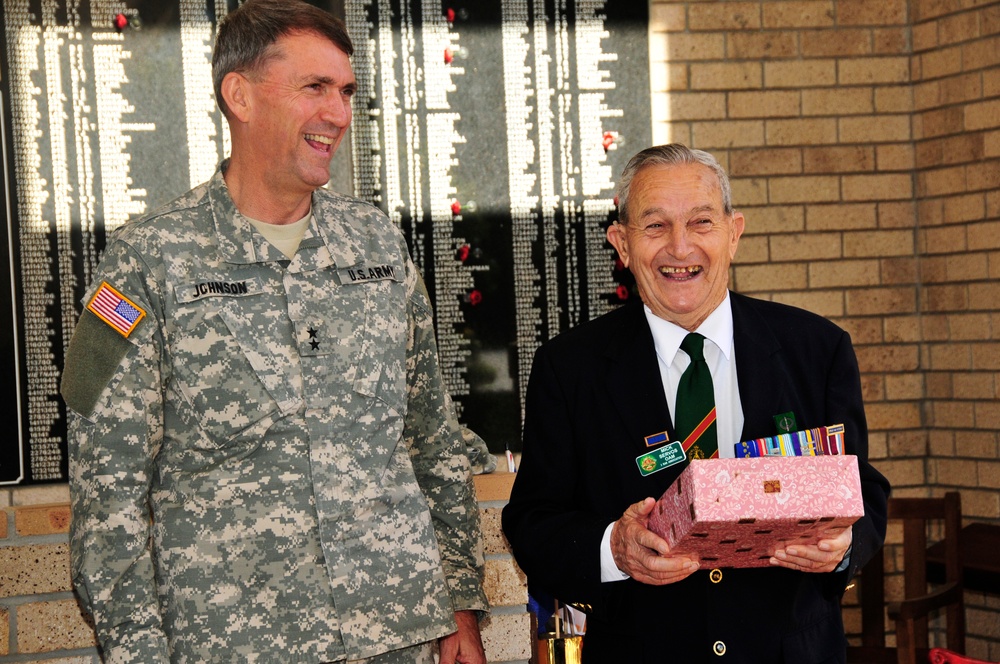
[731,292,789,441]
[602,295,794,455]
[604,303,676,455]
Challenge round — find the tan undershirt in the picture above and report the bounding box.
[246,211,312,259]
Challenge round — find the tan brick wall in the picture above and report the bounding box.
[475,472,533,664]
[651,0,1000,658]
[0,492,99,663]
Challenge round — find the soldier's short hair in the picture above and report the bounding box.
[212,0,354,118]
[615,144,734,223]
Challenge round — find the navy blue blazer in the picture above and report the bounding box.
[502,292,890,664]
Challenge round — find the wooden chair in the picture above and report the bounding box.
[846,491,964,664]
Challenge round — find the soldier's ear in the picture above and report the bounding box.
[221,72,252,124]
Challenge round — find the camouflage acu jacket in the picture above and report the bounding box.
[61,165,488,663]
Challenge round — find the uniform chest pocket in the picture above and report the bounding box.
[168,293,302,448]
[293,263,406,394]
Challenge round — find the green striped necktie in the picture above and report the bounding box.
[675,332,719,460]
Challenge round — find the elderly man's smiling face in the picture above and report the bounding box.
[607,162,744,331]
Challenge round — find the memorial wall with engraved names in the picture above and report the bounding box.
[346,0,650,456]
[0,0,649,485]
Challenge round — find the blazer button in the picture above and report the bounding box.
[713,640,726,656]
[710,568,723,583]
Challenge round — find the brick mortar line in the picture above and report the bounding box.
[0,534,69,548]
[0,592,82,608]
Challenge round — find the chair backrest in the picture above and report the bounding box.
[847,491,964,664]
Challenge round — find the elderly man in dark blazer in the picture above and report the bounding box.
[502,144,890,663]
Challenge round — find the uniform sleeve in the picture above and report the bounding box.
[401,261,489,615]
[61,240,171,663]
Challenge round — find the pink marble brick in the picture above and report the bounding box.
[648,456,864,569]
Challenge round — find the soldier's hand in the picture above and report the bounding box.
[610,498,700,586]
[438,610,486,664]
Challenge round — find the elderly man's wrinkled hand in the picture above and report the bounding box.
[770,526,853,573]
[610,498,700,586]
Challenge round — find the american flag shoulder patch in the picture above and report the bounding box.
[87,282,146,338]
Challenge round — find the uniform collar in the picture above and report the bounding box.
[207,160,368,269]
[208,162,283,264]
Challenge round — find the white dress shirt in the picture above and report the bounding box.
[600,293,744,582]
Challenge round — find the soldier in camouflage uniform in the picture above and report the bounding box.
[60,1,488,662]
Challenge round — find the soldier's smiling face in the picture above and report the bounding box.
[242,31,356,196]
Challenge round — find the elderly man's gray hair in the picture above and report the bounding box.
[615,144,734,223]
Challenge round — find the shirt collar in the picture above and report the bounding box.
[644,291,734,364]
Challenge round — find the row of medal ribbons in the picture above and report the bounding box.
[734,423,845,458]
